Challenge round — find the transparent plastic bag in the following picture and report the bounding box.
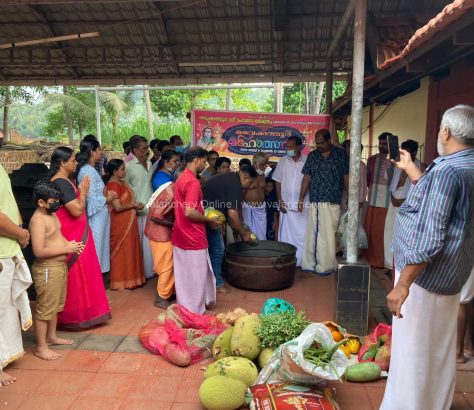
[255,323,349,385]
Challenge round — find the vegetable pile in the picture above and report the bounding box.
[255,311,310,349]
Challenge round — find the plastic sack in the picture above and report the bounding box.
[248,383,340,410]
[358,323,392,363]
[255,323,349,385]
[337,210,368,255]
[139,304,227,366]
[261,298,295,315]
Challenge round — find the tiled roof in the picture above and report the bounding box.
[379,0,474,70]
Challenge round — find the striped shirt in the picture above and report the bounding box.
[393,148,474,295]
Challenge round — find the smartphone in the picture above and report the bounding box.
[387,135,400,161]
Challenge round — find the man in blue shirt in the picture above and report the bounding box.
[381,105,474,410]
[298,129,349,275]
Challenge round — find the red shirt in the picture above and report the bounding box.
[172,168,208,250]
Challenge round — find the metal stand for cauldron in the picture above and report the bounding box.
[223,240,297,291]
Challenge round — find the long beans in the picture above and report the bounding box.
[303,339,348,366]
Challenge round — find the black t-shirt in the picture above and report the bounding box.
[52,178,77,205]
[202,172,243,217]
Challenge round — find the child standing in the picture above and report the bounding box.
[265,177,279,241]
[29,181,84,360]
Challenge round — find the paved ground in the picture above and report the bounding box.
[2,270,473,409]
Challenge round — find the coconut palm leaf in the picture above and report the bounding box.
[42,93,95,121]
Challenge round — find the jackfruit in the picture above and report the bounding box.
[205,207,226,224]
[199,375,247,410]
[231,314,261,360]
[257,347,274,369]
[212,327,234,360]
[205,356,258,387]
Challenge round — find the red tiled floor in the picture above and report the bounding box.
[120,398,173,410]
[127,374,183,402]
[36,371,94,396]
[98,352,150,374]
[0,391,28,409]
[464,392,474,407]
[457,371,474,393]
[364,384,386,409]
[70,397,125,410]
[0,369,52,395]
[333,384,376,410]
[451,392,473,410]
[171,403,204,410]
[20,394,78,410]
[55,350,111,373]
[79,373,133,399]
[9,348,73,371]
[174,377,204,403]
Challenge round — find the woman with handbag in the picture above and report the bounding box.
[145,150,180,308]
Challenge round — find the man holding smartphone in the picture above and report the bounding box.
[381,105,474,410]
[362,132,394,268]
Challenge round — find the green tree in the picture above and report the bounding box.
[42,88,96,141]
[99,91,134,146]
[282,82,347,114]
[283,83,306,113]
[0,86,43,142]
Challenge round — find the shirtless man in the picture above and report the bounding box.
[242,152,269,240]
[29,181,84,360]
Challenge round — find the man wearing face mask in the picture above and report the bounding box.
[170,135,186,154]
[242,151,269,241]
[29,181,84,360]
[0,137,33,386]
[272,136,308,267]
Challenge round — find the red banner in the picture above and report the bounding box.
[191,109,330,162]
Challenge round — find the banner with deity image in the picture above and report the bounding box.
[191,109,330,163]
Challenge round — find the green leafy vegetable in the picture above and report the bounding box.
[255,311,310,349]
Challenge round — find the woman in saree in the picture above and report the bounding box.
[146,150,179,308]
[50,147,111,330]
[76,138,117,276]
[106,159,145,290]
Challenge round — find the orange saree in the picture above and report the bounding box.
[107,181,145,290]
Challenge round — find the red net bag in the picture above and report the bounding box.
[138,319,164,355]
[139,304,227,367]
[358,323,392,363]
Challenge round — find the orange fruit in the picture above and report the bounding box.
[331,330,344,342]
[339,344,351,358]
[325,323,338,332]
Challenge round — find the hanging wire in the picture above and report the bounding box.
[104,0,208,29]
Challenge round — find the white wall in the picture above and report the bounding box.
[349,76,429,162]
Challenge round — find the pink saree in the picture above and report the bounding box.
[55,180,111,330]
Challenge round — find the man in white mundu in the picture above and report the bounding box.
[272,136,308,267]
[0,153,33,386]
[242,152,269,241]
[382,105,474,410]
